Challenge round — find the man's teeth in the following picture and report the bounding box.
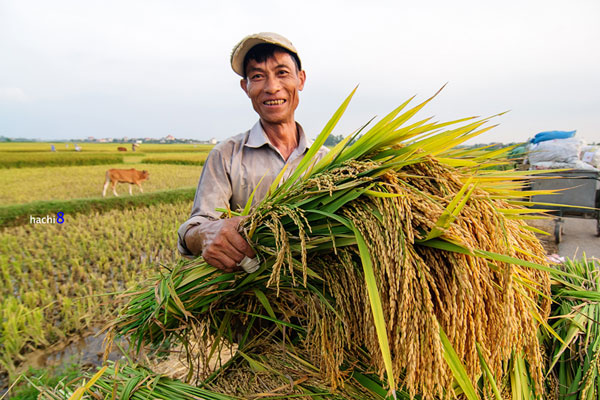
[264,100,285,105]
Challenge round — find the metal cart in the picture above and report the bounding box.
[527,170,600,243]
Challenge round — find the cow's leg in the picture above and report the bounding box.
[137,183,143,193]
[112,181,119,196]
[102,178,109,197]
[129,184,133,195]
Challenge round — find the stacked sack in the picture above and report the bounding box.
[526,130,598,170]
[581,145,600,169]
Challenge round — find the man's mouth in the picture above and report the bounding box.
[263,99,286,105]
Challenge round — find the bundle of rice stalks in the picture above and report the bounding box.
[109,88,555,399]
[37,362,238,400]
[544,256,600,399]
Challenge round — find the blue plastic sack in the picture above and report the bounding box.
[530,130,576,144]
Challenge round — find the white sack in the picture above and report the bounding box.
[527,137,584,164]
[581,145,600,168]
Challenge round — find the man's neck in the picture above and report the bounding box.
[260,119,299,161]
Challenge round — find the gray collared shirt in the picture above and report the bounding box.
[177,120,329,257]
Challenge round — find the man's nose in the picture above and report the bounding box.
[264,76,281,93]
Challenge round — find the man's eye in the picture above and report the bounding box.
[278,70,289,76]
[251,74,263,80]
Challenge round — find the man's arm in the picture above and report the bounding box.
[177,144,254,271]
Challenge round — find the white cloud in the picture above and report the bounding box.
[0,88,29,103]
[0,0,598,142]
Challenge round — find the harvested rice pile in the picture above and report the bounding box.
[105,90,552,399]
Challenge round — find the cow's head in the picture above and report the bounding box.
[141,170,149,180]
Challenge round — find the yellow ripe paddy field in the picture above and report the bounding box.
[0,163,203,205]
[0,142,214,153]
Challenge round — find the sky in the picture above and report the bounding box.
[0,0,599,144]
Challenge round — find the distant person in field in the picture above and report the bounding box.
[178,32,328,272]
[51,144,56,152]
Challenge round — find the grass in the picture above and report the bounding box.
[4,363,85,400]
[0,163,203,206]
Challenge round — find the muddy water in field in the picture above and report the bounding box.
[0,328,129,396]
[26,329,127,369]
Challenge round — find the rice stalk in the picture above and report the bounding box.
[543,256,600,400]
[107,88,554,399]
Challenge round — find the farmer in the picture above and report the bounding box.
[177,32,328,271]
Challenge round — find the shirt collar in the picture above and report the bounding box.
[245,120,312,154]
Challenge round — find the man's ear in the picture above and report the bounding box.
[298,70,306,91]
[240,78,249,96]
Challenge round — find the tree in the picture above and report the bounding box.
[324,133,344,147]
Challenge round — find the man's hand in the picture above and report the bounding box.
[185,216,255,272]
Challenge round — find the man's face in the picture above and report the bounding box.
[240,50,306,126]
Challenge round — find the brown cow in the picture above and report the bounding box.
[117,147,127,152]
[102,168,149,197]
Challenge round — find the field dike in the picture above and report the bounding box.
[0,187,195,228]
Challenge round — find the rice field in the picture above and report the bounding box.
[0,200,192,376]
[0,152,124,168]
[0,163,203,205]
[0,142,209,383]
[0,142,213,153]
[142,152,209,166]
[133,143,214,153]
[0,143,114,152]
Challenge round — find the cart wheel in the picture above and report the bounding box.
[554,222,563,244]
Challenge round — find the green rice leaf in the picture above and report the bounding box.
[242,174,266,215]
[439,325,478,400]
[275,86,357,194]
[476,343,502,400]
[424,177,476,240]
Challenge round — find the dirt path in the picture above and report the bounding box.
[527,217,600,262]
[557,217,600,260]
[526,219,559,255]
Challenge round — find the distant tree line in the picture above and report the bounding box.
[324,134,345,147]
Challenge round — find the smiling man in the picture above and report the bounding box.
[177,32,328,272]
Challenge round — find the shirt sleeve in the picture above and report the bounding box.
[177,146,233,257]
